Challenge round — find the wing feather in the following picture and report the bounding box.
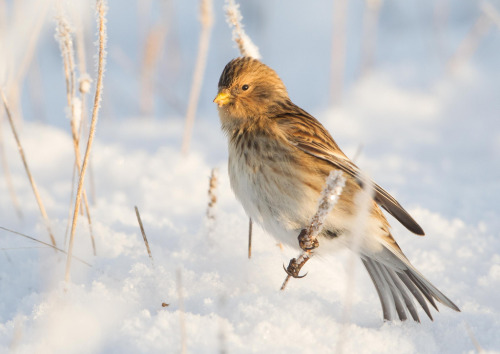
[272,101,425,235]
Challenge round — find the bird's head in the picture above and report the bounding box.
[214,57,288,125]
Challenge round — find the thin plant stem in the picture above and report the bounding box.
[140,24,169,115]
[206,167,218,241]
[0,226,91,267]
[135,206,154,266]
[56,11,96,255]
[206,168,218,219]
[224,0,261,58]
[281,171,346,291]
[448,12,492,73]
[248,218,252,259]
[75,10,96,205]
[181,0,214,155]
[0,112,23,219]
[464,321,484,353]
[64,162,78,246]
[65,0,107,283]
[8,2,50,123]
[0,89,56,247]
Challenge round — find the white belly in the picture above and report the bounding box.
[226,140,388,257]
[227,143,347,252]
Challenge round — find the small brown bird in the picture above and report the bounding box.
[214,57,460,322]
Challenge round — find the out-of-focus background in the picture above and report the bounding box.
[0,0,499,352]
[6,0,500,223]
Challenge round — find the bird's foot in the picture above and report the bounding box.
[280,253,311,291]
[283,257,309,278]
[297,228,319,252]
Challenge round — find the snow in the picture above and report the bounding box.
[1,0,500,353]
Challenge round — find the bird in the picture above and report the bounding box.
[213,56,460,322]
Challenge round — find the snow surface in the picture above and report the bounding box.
[1,0,500,353]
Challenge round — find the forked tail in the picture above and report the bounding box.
[361,246,460,322]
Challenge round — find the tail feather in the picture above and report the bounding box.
[405,267,460,312]
[387,268,420,322]
[396,271,433,320]
[405,269,439,311]
[361,245,460,322]
[362,258,392,321]
[376,261,408,321]
[361,258,393,321]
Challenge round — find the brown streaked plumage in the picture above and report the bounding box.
[214,57,460,322]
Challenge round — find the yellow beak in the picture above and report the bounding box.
[213,91,231,107]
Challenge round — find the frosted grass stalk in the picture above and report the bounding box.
[65,0,107,283]
[281,171,346,291]
[224,0,261,59]
[303,170,346,249]
[56,8,96,255]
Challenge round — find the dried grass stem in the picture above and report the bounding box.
[65,0,107,283]
[0,89,56,247]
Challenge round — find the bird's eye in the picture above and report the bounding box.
[242,84,249,91]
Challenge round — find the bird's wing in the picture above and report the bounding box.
[273,103,425,236]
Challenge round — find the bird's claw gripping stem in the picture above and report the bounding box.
[280,253,312,290]
[283,258,309,279]
[298,228,319,252]
[280,229,318,290]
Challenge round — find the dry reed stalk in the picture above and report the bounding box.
[8,2,50,123]
[281,171,346,291]
[206,168,219,245]
[181,0,214,155]
[69,91,96,251]
[0,113,23,219]
[56,14,76,119]
[65,0,107,283]
[224,0,261,58]
[57,16,81,210]
[448,11,493,74]
[64,162,78,247]
[140,24,169,115]
[248,218,252,259]
[176,269,187,354]
[330,0,348,104]
[335,175,374,354]
[360,0,382,76]
[56,11,96,255]
[206,167,218,218]
[78,77,97,208]
[74,7,97,206]
[464,322,484,353]
[0,226,92,267]
[0,89,56,247]
[135,206,154,266]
